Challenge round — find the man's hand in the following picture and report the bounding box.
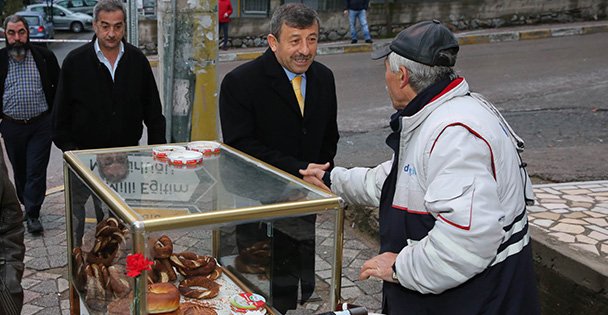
[359,252,398,283]
[343,9,348,17]
[299,162,330,191]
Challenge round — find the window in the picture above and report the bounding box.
[241,0,269,15]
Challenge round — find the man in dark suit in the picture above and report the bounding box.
[219,3,339,313]
[0,14,60,234]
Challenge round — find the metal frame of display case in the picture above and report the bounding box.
[63,143,344,315]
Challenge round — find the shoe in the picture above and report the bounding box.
[365,39,373,43]
[351,39,358,44]
[27,218,44,234]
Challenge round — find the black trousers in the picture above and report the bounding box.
[0,114,52,219]
[236,215,316,314]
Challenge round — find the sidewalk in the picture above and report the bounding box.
[20,20,608,314]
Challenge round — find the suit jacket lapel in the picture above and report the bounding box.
[262,49,304,117]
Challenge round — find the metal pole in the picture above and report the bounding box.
[158,0,219,142]
[126,0,139,45]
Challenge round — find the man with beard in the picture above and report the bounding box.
[0,15,60,234]
[219,3,339,313]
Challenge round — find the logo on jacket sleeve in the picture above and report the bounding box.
[403,164,416,176]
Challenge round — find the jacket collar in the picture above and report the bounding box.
[261,48,317,117]
[396,77,469,134]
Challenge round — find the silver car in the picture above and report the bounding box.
[26,3,93,33]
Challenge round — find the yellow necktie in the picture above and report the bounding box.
[291,76,304,115]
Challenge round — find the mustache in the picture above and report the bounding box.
[293,54,311,61]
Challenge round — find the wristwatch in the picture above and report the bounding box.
[391,263,398,281]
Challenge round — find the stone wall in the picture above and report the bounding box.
[217,0,608,48]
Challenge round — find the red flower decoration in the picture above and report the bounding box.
[126,253,153,278]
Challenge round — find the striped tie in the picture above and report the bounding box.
[291,76,304,115]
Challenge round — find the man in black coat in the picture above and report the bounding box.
[0,15,60,234]
[220,3,339,313]
[52,0,166,246]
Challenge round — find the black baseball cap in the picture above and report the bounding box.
[371,20,459,67]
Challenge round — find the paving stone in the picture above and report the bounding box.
[601,244,608,255]
[590,188,608,193]
[317,270,332,280]
[532,219,553,228]
[530,212,561,220]
[341,285,365,300]
[584,217,608,226]
[27,247,50,258]
[23,290,41,304]
[591,207,608,215]
[544,203,568,209]
[29,279,58,294]
[588,225,608,235]
[344,239,369,250]
[564,212,587,219]
[564,195,595,202]
[551,209,569,214]
[342,248,359,258]
[561,189,592,195]
[536,193,561,199]
[548,232,576,243]
[21,278,41,290]
[58,278,70,293]
[341,277,355,287]
[561,218,588,225]
[576,234,598,245]
[571,202,594,208]
[30,292,60,307]
[31,271,62,280]
[26,257,50,270]
[526,206,546,212]
[541,188,561,194]
[21,304,43,315]
[556,186,579,190]
[588,231,608,241]
[584,210,606,218]
[552,223,585,234]
[578,184,603,189]
[356,278,383,295]
[316,228,333,238]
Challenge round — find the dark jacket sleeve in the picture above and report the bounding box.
[52,55,78,151]
[219,71,309,177]
[140,54,166,145]
[0,146,25,314]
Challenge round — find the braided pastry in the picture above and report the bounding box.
[170,252,216,277]
[152,235,174,259]
[180,301,218,315]
[178,276,220,299]
[108,265,131,298]
[153,258,177,283]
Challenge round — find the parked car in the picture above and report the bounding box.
[54,0,97,16]
[15,10,55,40]
[26,3,93,33]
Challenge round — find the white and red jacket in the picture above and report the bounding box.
[331,78,539,314]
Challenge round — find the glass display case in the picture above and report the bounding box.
[63,142,344,315]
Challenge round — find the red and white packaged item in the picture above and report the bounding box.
[152,145,186,158]
[229,292,267,315]
[166,150,203,166]
[187,141,221,156]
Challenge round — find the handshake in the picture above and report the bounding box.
[299,162,331,192]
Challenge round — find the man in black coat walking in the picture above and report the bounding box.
[0,14,60,234]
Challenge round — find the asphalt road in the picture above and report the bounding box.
[9,30,606,191]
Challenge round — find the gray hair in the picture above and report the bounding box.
[270,3,319,40]
[388,52,456,93]
[93,0,126,22]
[3,14,30,32]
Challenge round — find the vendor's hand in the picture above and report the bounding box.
[299,163,330,191]
[359,252,398,283]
